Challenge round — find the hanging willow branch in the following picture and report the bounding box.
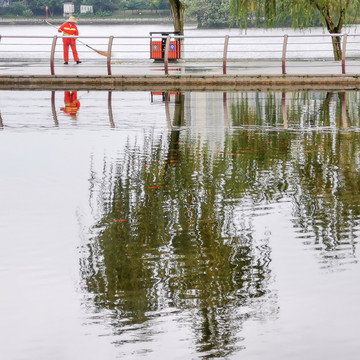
[229,0,360,60]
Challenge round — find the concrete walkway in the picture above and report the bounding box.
[1,58,359,76]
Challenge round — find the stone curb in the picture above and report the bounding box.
[1,74,360,91]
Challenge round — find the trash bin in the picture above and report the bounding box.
[150,32,181,61]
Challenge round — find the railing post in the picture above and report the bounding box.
[223,35,229,75]
[282,92,288,129]
[108,91,115,128]
[164,35,170,75]
[342,34,348,75]
[50,35,57,75]
[164,92,172,128]
[107,36,114,76]
[282,34,288,75]
[223,92,230,128]
[51,91,58,126]
[340,92,348,129]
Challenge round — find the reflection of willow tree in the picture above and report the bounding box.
[81,90,360,356]
[291,131,360,266]
[230,92,281,127]
[81,131,276,357]
[230,91,360,129]
[230,90,360,266]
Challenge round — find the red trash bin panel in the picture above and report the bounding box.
[168,41,180,59]
[151,41,163,59]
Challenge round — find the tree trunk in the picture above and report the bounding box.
[331,34,342,61]
[168,0,185,35]
[314,3,344,61]
[339,92,348,129]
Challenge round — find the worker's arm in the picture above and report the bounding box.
[58,23,65,33]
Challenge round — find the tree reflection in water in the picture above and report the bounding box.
[80,90,360,357]
[230,91,360,268]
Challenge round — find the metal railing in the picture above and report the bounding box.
[1,33,360,76]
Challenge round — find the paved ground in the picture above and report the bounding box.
[1,58,359,77]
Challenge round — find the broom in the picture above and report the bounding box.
[46,20,108,57]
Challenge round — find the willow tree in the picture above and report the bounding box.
[230,0,360,60]
[169,0,185,34]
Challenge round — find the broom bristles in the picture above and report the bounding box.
[96,50,109,57]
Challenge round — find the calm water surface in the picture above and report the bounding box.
[0,90,360,360]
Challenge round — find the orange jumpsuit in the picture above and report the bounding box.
[61,91,80,117]
[58,22,80,62]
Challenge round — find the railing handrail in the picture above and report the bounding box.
[172,34,351,39]
[1,33,359,40]
[1,33,360,76]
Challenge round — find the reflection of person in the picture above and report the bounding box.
[58,16,81,65]
[60,91,80,119]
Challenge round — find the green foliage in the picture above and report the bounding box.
[94,10,112,17]
[85,0,119,12]
[150,0,170,9]
[127,0,148,10]
[27,0,63,16]
[117,0,130,10]
[1,1,27,16]
[187,0,232,28]
[0,0,170,16]
[22,8,33,17]
[229,0,360,31]
[77,11,95,18]
[229,0,360,59]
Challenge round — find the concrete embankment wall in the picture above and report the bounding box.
[1,74,360,91]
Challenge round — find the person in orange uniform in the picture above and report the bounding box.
[58,16,82,65]
[61,91,80,119]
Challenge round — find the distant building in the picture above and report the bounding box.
[80,5,93,14]
[1,0,11,7]
[63,2,74,17]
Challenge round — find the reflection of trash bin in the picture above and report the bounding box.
[150,32,181,61]
[151,91,181,102]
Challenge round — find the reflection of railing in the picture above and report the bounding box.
[0,90,353,130]
[1,34,360,75]
[1,89,356,130]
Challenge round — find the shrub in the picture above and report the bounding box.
[94,10,112,17]
[22,9,33,18]
[8,2,28,16]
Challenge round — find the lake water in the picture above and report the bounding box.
[0,89,360,359]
